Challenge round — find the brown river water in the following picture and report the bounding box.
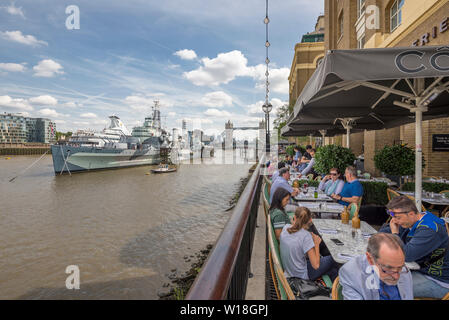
[0,151,253,299]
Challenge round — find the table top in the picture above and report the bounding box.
[293,190,334,202]
[358,178,397,186]
[293,202,345,214]
[313,219,377,264]
[397,191,449,206]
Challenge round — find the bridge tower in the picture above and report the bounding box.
[225,120,234,151]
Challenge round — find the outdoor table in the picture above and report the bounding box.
[358,177,397,187]
[293,202,345,215]
[397,191,449,206]
[293,189,333,202]
[312,219,377,264]
[423,178,449,184]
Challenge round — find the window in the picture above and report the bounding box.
[390,0,404,32]
[358,0,366,18]
[338,12,344,39]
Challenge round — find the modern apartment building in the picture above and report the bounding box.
[0,113,56,144]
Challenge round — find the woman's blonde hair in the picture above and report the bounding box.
[287,206,312,234]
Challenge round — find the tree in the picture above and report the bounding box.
[314,145,356,175]
[273,104,290,137]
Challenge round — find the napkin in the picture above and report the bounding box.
[317,228,338,234]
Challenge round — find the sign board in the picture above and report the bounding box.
[432,134,449,151]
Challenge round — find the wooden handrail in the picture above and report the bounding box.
[186,161,262,300]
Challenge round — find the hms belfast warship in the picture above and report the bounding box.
[51,101,170,174]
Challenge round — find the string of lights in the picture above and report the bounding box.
[262,0,272,153]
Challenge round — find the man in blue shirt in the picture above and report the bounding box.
[331,166,363,206]
[339,233,413,300]
[379,196,449,299]
[270,167,300,203]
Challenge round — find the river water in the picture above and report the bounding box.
[0,151,253,299]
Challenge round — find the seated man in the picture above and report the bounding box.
[297,148,316,178]
[296,145,312,172]
[331,166,363,207]
[271,161,286,182]
[339,233,413,300]
[270,167,300,204]
[379,196,449,299]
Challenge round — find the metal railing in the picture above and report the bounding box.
[186,161,262,300]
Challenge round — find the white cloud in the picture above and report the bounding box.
[38,108,62,118]
[0,30,47,46]
[168,112,176,117]
[174,49,197,60]
[80,112,97,119]
[183,50,289,93]
[1,3,25,18]
[201,91,233,107]
[247,98,287,116]
[184,50,250,86]
[29,95,58,106]
[33,59,64,77]
[0,95,33,111]
[0,62,26,72]
[248,64,290,95]
[204,108,232,118]
[63,102,82,108]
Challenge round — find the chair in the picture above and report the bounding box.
[307,173,314,181]
[314,175,322,182]
[263,175,272,195]
[266,213,296,300]
[348,203,359,220]
[415,291,449,300]
[331,276,344,300]
[405,194,427,212]
[439,191,449,217]
[386,188,401,202]
[262,183,271,219]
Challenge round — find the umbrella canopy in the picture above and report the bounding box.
[285,45,449,208]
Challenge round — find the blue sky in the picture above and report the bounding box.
[0,0,324,139]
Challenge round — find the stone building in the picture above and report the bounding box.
[315,0,448,177]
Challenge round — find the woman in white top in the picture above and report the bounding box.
[318,167,345,196]
[280,206,339,281]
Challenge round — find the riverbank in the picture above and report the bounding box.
[0,147,51,155]
[158,162,257,300]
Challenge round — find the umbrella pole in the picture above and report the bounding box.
[346,126,350,149]
[415,107,423,211]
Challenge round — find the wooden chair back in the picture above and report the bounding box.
[331,276,343,300]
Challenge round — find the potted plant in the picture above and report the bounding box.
[374,144,425,186]
[314,145,356,175]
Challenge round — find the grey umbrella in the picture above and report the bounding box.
[285,45,449,208]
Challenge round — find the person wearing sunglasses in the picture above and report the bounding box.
[379,196,449,299]
[338,233,413,300]
[318,167,345,196]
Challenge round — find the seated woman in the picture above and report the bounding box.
[318,167,345,196]
[280,207,339,282]
[269,188,293,241]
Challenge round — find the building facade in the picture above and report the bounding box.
[324,0,449,177]
[0,113,56,144]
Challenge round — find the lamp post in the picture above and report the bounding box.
[262,102,272,153]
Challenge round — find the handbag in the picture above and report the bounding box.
[287,277,331,300]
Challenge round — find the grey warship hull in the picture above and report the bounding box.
[51,144,160,174]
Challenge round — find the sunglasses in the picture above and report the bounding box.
[387,210,409,217]
[330,173,338,176]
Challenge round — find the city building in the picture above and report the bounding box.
[0,113,56,144]
[286,0,449,177]
[0,113,27,143]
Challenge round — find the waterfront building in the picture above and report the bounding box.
[287,0,449,178]
[0,113,27,143]
[0,113,56,144]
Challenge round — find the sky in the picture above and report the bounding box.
[0,0,324,140]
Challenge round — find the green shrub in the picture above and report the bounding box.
[360,181,389,206]
[374,144,425,176]
[314,145,356,175]
[285,145,295,157]
[295,179,319,188]
[401,182,449,193]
